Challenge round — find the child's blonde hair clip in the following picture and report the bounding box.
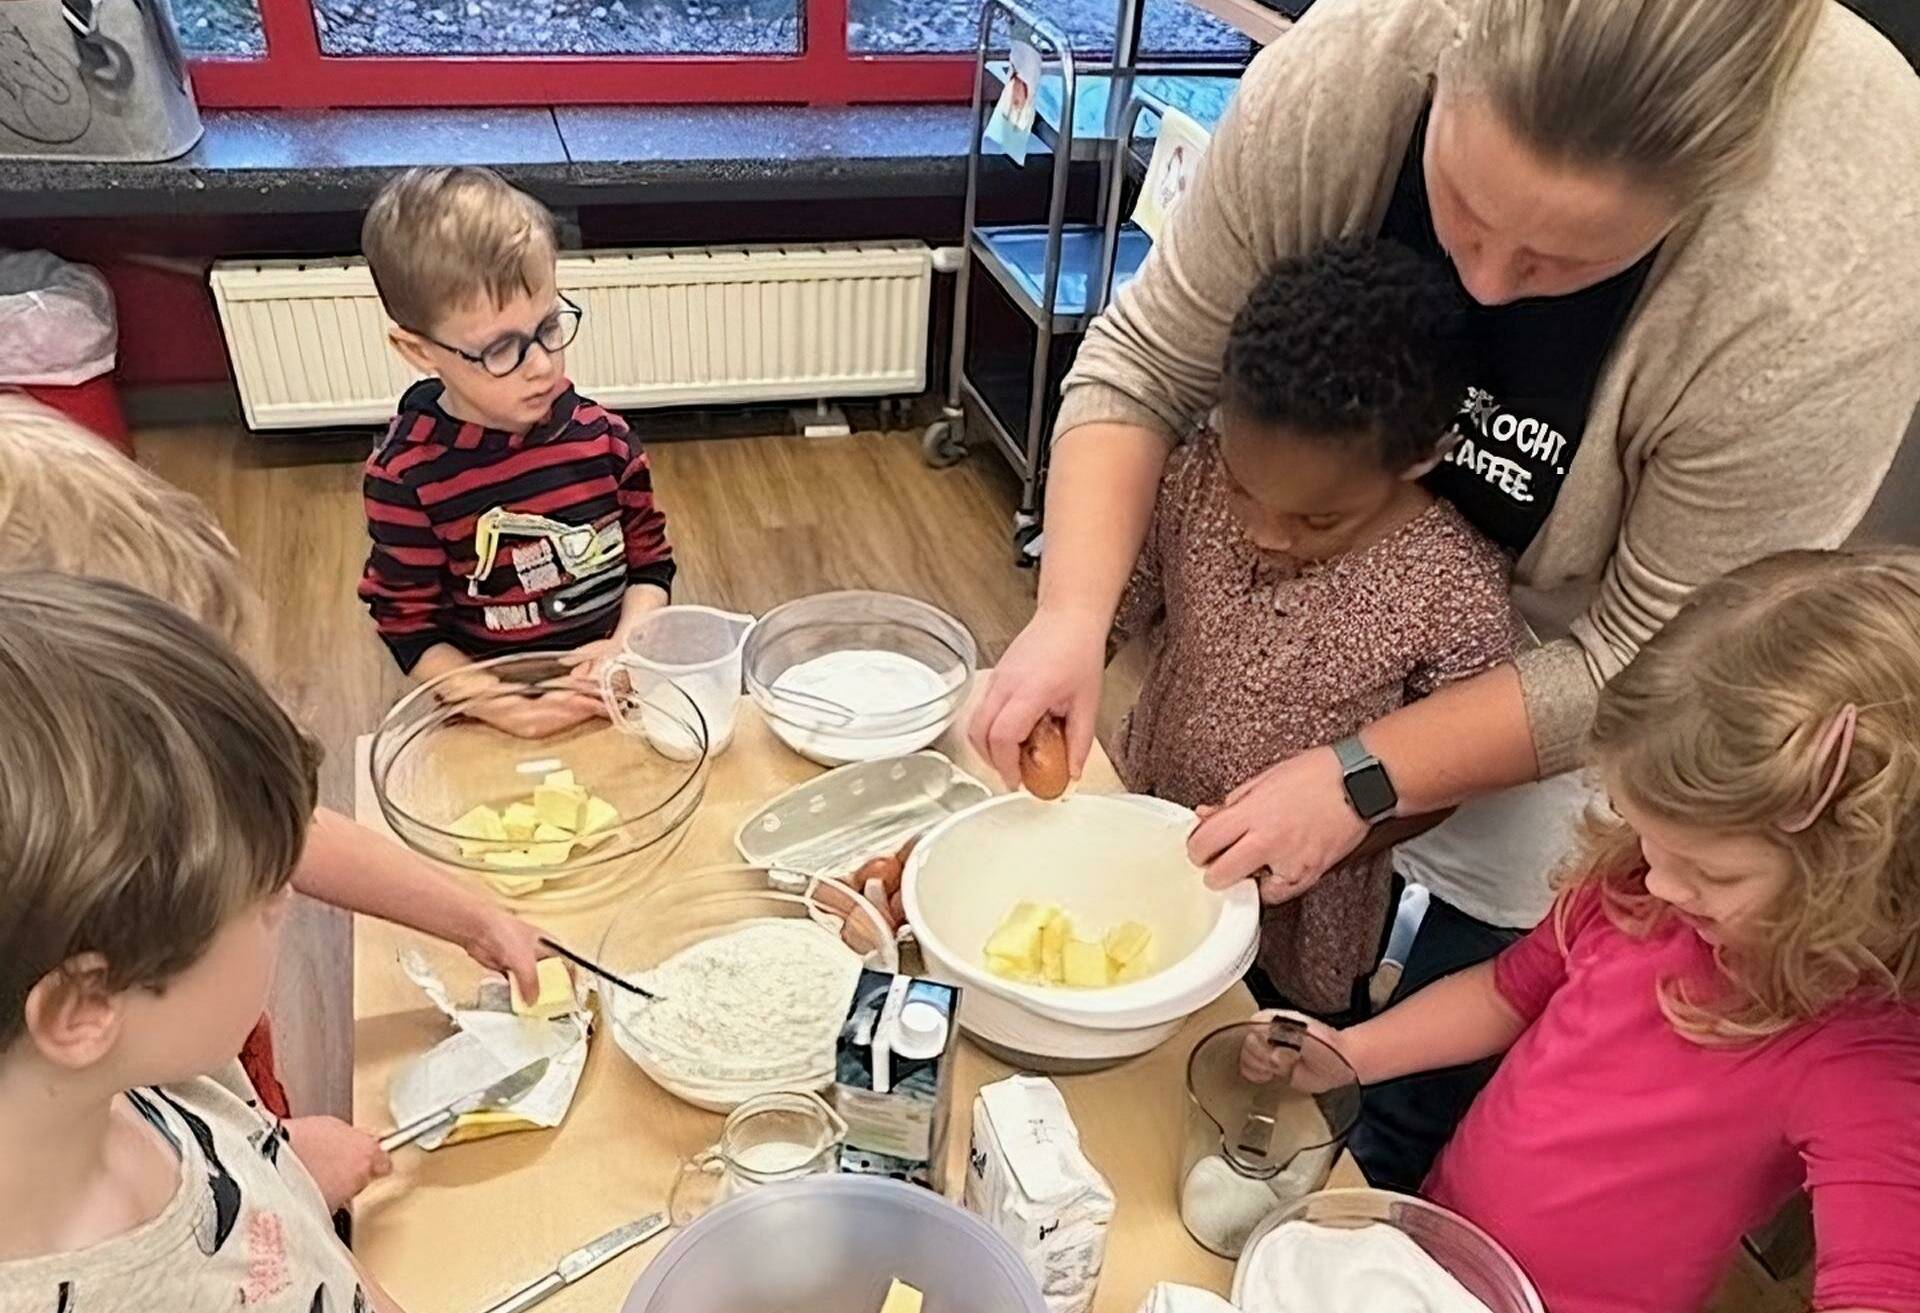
[1778,704,1857,834]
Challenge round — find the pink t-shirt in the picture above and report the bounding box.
[1425,887,1920,1313]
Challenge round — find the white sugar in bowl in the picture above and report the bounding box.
[903,792,1260,1070]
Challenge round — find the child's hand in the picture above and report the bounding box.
[464,688,607,740]
[286,1115,392,1211]
[462,906,550,999]
[1240,1009,1356,1094]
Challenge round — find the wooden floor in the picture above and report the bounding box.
[137,416,1806,1313]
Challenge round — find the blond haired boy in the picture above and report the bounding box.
[0,394,551,1209]
[0,573,399,1311]
[359,167,673,730]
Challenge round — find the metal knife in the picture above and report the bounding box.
[378,1056,551,1153]
[478,1214,671,1313]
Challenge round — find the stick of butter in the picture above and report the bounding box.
[879,1280,923,1313]
[511,957,575,1020]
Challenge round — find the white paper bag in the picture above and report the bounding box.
[966,1075,1115,1313]
[1135,1284,1239,1313]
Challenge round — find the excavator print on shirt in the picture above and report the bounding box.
[466,506,626,635]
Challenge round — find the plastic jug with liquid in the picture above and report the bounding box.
[620,606,755,755]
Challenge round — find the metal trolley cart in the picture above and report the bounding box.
[924,0,1243,564]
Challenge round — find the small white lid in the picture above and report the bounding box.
[891,998,949,1060]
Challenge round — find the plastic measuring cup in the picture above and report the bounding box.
[621,607,754,754]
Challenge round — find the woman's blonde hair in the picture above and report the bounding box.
[0,393,257,651]
[1572,547,1920,1043]
[1453,0,1823,204]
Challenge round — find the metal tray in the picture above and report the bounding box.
[734,751,992,880]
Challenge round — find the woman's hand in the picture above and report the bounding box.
[285,1115,392,1210]
[1188,747,1368,902]
[970,608,1109,789]
[460,906,551,1000]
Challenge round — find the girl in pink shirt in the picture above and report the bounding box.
[1275,547,1920,1313]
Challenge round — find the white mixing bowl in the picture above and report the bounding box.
[903,792,1259,1069]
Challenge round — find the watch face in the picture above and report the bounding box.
[1347,764,1397,820]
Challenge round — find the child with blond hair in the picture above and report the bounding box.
[358,167,674,734]
[1262,547,1920,1313]
[0,573,400,1311]
[0,393,552,1209]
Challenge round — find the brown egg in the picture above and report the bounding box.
[894,833,921,867]
[855,855,903,892]
[1019,715,1071,800]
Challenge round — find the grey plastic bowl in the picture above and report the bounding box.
[621,1176,1046,1313]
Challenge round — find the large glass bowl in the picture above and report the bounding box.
[742,591,978,765]
[599,865,899,1112]
[369,652,709,905]
[1232,1188,1546,1313]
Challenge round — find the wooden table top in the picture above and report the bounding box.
[350,685,1354,1312]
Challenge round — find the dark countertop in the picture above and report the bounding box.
[0,103,978,219]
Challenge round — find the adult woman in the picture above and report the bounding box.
[972,0,1920,1188]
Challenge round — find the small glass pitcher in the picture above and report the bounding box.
[668,1090,847,1225]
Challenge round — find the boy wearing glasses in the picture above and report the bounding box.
[358,167,673,722]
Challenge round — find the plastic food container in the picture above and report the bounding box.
[369,652,708,905]
[1232,1189,1546,1313]
[733,751,991,880]
[617,606,754,755]
[622,1176,1047,1313]
[598,865,898,1111]
[742,590,977,766]
[904,792,1260,1070]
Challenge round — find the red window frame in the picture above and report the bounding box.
[188,0,979,108]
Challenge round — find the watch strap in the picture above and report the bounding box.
[1331,735,1373,774]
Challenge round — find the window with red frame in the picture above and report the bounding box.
[173,0,1245,108]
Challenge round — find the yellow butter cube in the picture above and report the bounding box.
[533,822,572,842]
[983,901,1054,977]
[579,794,620,836]
[542,768,578,793]
[986,952,1039,983]
[450,804,508,842]
[1062,938,1112,988]
[1041,911,1070,984]
[1104,921,1153,968]
[441,1110,534,1146]
[533,786,583,832]
[501,802,540,840]
[525,841,573,867]
[879,1280,924,1313]
[511,957,575,1019]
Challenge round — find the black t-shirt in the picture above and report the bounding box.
[1378,106,1658,557]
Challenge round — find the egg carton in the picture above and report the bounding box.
[734,751,990,881]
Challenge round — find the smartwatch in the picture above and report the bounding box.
[1332,735,1398,824]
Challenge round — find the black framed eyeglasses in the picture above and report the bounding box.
[418,295,584,378]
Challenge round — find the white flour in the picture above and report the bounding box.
[770,650,958,760]
[1238,1222,1495,1313]
[617,920,863,1083]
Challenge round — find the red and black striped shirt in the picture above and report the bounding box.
[359,379,674,673]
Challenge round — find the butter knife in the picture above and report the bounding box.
[378,1056,551,1153]
[478,1214,671,1313]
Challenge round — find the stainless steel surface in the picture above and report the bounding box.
[379,1057,552,1152]
[479,1214,670,1313]
[734,751,990,878]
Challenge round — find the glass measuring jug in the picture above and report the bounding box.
[618,606,754,755]
[669,1090,847,1225]
[1179,1017,1361,1258]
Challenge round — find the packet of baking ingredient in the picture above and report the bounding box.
[966,1075,1114,1313]
[833,969,959,1191]
[1133,1284,1238,1313]
[387,949,592,1148]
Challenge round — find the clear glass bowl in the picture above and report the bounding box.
[599,865,900,1111]
[1234,1188,1546,1313]
[369,652,709,905]
[742,591,978,765]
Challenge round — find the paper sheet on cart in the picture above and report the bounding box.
[386,949,591,1149]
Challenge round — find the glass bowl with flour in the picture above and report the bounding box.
[743,591,977,765]
[600,865,900,1111]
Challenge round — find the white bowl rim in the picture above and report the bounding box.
[902,791,1259,1031]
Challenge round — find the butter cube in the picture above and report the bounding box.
[1104,921,1153,968]
[533,822,572,842]
[525,841,573,867]
[579,795,620,836]
[879,1280,924,1313]
[986,952,1039,983]
[984,901,1055,977]
[542,768,578,793]
[533,786,583,832]
[1062,938,1112,988]
[441,1110,533,1146]
[501,802,540,841]
[1041,911,1070,984]
[482,848,545,869]
[511,957,575,1019]
[450,804,508,842]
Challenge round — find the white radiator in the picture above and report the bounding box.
[209,242,933,431]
